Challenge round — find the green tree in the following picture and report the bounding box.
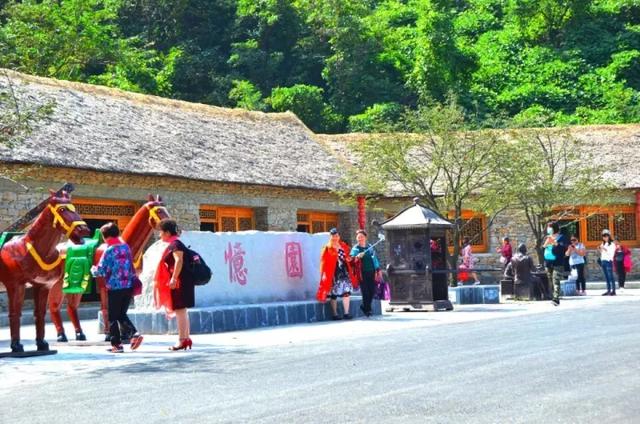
[300,0,407,118]
[269,84,342,132]
[490,125,615,263]
[229,0,310,92]
[0,0,123,80]
[0,0,175,95]
[343,100,506,279]
[348,102,403,132]
[228,79,266,111]
[116,0,238,104]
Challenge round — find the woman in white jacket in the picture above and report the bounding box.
[599,229,617,296]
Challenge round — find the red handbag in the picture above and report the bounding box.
[132,276,143,296]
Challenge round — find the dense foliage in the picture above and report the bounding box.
[1,0,639,132]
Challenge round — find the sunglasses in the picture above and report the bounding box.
[571,239,577,242]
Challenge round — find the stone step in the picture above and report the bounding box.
[100,297,382,335]
[585,281,640,290]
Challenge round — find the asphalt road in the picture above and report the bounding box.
[2,299,640,424]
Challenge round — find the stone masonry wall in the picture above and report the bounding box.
[0,165,352,232]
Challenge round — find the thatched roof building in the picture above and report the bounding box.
[0,70,341,191]
[316,125,640,189]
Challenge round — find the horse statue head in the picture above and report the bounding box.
[47,190,90,243]
[142,194,170,229]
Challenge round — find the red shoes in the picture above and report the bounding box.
[169,338,192,351]
[130,334,144,350]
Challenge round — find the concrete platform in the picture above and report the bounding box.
[99,297,382,335]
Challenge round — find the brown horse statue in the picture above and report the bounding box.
[0,191,90,353]
[48,195,170,341]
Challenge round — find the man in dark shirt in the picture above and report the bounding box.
[505,243,549,300]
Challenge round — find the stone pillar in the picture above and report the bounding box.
[254,207,269,231]
[265,206,297,231]
[164,194,200,230]
[338,210,359,245]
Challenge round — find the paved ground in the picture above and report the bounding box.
[1,291,640,423]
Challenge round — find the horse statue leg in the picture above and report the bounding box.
[6,283,26,352]
[47,278,68,342]
[66,293,86,340]
[31,283,50,351]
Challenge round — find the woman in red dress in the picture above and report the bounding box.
[154,219,195,350]
[316,228,358,320]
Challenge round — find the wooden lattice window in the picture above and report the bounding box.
[200,206,254,232]
[447,210,488,253]
[586,214,610,242]
[76,204,136,216]
[574,205,639,248]
[461,217,485,246]
[238,217,253,231]
[73,198,138,231]
[298,211,339,234]
[200,209,217,220]
[614,213,637,241]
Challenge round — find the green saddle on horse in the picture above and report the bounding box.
[63,230,103,294]
[0,232,24,249]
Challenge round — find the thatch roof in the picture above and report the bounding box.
[316,124,640,190]
[0,70,343,190]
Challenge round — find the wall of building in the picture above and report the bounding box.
[372,200,640,282]
[3,164,639,284]
[0,164,353,233]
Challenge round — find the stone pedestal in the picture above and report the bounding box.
[448,285,500,305]
[99,297,382,335]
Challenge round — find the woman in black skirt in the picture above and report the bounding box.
[155,218,195,350]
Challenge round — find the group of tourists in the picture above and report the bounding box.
[316,228,382,320]
[88,215,635,353]
[90,218,195,353]
[499,221,633,306]
[91,221,381,353]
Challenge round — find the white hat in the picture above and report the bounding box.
[602,229,611,235]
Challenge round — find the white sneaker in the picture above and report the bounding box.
[619,287,625,293]
[473,281,481,286]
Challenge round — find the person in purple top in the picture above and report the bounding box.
[91,223,143,353]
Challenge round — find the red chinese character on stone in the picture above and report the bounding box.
[285,242,303,278]
[224,242,248,285]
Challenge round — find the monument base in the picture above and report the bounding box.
[100,297,382,335]
[448,285,500,304]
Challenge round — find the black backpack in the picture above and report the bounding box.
[178,241,212,286]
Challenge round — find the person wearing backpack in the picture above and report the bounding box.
[154,218,194,351]
[91,223,143,353]
[542,221,569,306]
